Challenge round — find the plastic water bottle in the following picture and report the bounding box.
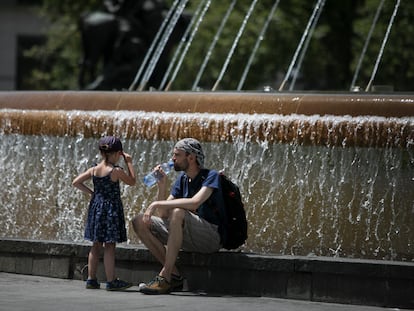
[143,160,174,187]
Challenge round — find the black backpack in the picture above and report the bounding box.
[219,173,248,250]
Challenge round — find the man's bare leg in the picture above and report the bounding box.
[159,208,185,281]
[131,214,180,277]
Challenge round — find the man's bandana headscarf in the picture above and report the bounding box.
[174,138,205,168]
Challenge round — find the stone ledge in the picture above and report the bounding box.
[0,238,413,309]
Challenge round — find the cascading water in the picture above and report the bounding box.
[0,0,413,264]
[1,103,413,261]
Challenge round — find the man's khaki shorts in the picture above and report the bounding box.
[149,210,221,253]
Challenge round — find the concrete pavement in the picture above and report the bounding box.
[2,239,414,308]
[0,273,407,311]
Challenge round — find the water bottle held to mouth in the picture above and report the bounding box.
[143,160,174,187]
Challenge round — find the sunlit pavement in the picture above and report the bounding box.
[0,273,405,311]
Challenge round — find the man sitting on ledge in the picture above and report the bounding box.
[132,138,226,294]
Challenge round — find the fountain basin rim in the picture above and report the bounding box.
[0,91,413,117]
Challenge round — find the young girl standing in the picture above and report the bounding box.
[72,136,136,291]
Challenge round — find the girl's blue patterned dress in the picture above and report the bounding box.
[84,168,127,243]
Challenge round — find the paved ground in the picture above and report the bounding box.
[0,273,407,311]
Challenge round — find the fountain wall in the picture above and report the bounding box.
[0,91,413,261]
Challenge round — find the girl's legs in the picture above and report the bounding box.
[103,243,132,290]
[88,242,103,280]
[103,242,116,282]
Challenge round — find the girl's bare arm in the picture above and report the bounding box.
[72,168,94,195]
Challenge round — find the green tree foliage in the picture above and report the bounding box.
[23,0,102,89]
[352,0,414,92]
[25,0,414,92]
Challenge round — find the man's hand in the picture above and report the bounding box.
[143,202,157,227]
